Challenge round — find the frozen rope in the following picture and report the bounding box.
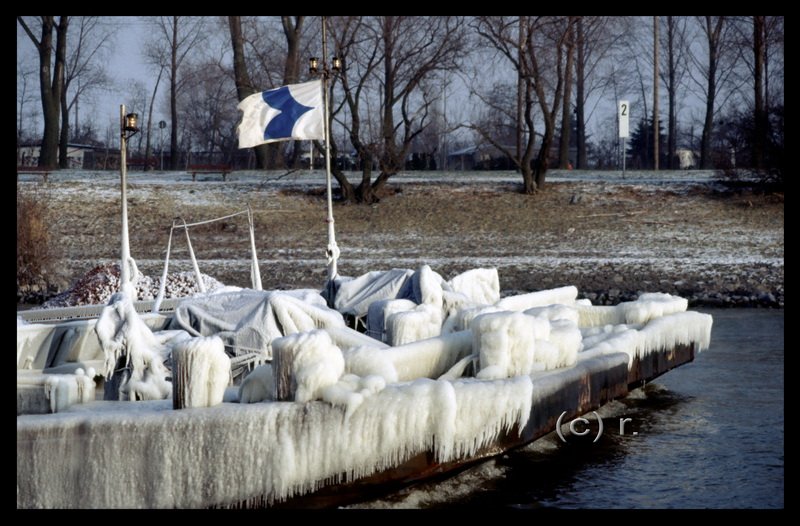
[175,217,207,295]
[247,204,262,291]
[179,209,250,228]
[152,226,174,314]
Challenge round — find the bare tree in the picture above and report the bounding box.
[280,16,306,168]
[653,16,659,171]
[59,16,113,168]
[473,16,573,193]
[329,16,466,203]
[17,58,38,154]
[752,16,766,169]
[558,17,577,169]
[229,15,270,169]
[17,16,69,169]
[659,16,690,169]
[180,55,240,160]
[573,17,624,169]
[688,16,740,169]
[763,16,784,113]
[229,16,313,169]
[144,16,206,170]
[143,67,164,170]
[726,15,783,170]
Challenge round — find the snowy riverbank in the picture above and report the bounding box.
[17,169,783,309]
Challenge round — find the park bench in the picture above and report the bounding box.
[127,158,158,170]
[17,166,52,183]
[187,164,232,182]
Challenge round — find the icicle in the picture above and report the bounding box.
[172,336,231,409]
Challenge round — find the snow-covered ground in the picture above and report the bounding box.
[18,167,720,187]
[17,169,783,308]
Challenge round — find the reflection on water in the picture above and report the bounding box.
[351,309,784,509]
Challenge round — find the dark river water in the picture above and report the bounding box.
[350,308,784,509]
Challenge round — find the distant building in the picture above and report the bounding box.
[446,143,517,170]
[17,142,103,169]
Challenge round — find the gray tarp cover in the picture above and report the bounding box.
[168,289,345,358]
[333,268,432,318]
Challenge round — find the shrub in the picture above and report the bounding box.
[17,184,59,296]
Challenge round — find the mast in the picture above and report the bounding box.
[119,104,132,295]
[322,16,340,283]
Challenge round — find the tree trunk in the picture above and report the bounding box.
[59,80,70,168]
[324,138,356,203]
[700,16,722,170]
[144,67,163,171]
[381,17,398,175]
[653,16,659,171]
[753,15,766,169]
[575,17,587,169]
[169,16,180,170]
[521,165,536,194]
[516,16,524,172]
[535,126,553,189]
[281,16,303,84]
[281,16,306,170]
[558,21,575,169]
[357,152,377,204]
[58,16,71,170]
[21,16,68,170]
[228,16,270,169]
[666,17,677,170]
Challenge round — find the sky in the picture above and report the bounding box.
[17,16,711,152]
[17,17,163,144]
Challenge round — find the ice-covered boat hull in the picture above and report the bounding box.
[17,342,697,509]
[271,343,695,509]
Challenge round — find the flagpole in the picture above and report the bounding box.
[119,104,131,293]
[322,16,339,283]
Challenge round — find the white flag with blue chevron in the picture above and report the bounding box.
[236,79,324,148]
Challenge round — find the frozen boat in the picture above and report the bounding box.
[17,266,712,508]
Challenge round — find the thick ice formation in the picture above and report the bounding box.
[448,375,533,458]
[323,326,388,352]
[238,364,275,404]
[446,268,500,306]
[96,292,176,401]
[18,370,540,508]
[546,319,583,367]
[524,304,580,325]
[472,312,536,379]
[580,311,712,366]
[343,345,399,383]
[17,369,95,414]
[319,373,387,419]
[443,305,501,334]
[366,299,417,342]
[171,336,231,409]
[272,330,345,403]
[576,292,688,327]
[495,286,578,311]
[386,303,443,346]
[411,264,445,309]
[342,330,474,383]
